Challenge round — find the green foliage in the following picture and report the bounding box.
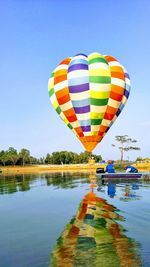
[136,157,143,162]
[112,135,140,161]
[19,148,30,166]
[0,150,9,166]
[114,163,124,172]
[45,151,102,165]
[136,157,150,162]
[0,147,31,166]
[0,147,102,166]
[7,147,18,165]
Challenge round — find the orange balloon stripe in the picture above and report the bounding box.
[98,125,108,134]
[63,107,76,117]
[56,87,69,99]
[74,127,83,134]
[59,58,71,65]
[54,74,67,84]
[110,91,123,101]
[111,71,125,80]
[80,136,102,142]
[111,84,124,95]
[67,114,77,123]
[105,55,117,62]
[74,127,84,137]
[104,112,116,120]
[98,131,105,137]
[57,94,70,105]
[106,105,118,114]
[54,69,67,76]
[110,66,124,72]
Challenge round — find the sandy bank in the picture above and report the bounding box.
[0,162,149,175]
[0,164,105,175]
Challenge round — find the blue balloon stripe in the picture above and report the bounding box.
[72,98,90,108]
[78,119,90,126]
[125,83,130,92]
[69,59,88,66]
[68,76,89,86]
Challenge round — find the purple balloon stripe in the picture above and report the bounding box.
[81,125,91,132]
[105,127,110,133]
[116,108,121,117]
[68,64,88,72]
[124,89,129,98]
[125,73,130,79]
[75,53,87,57]
[74,105,90,114]
[69,83,89,93]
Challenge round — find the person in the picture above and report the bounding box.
[106,160,115,173]
[124,165,138,173]
[107,182,116,198]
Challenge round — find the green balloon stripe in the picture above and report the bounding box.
[91,119,102,125]
[90,98,108,106]
[89,76,111,84]
[68,123,73,129]
[49,88,54,97]
[88,57,108,65]
[56,106,61,115]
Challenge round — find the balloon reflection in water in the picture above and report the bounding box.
[51,177,141,267]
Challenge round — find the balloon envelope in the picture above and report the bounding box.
[48,53,130,152]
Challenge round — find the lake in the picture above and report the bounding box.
[0,172,150,267]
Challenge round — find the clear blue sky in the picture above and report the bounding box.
[0,0,150,160]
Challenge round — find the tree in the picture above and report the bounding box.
[0,150,9,166]
[112,135,140,161]
[78,151,91,163]
[29,156,39,165]
[19,148,30,166]
[136,157,143,162]
[7,147,18,166]
[93,154,102,162]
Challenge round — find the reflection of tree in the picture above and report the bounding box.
[51,190,141,267]
[0,173,89,195]
[45,172,89,189]
[0,175,33,194]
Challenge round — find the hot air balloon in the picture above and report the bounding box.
[48,53,130,152]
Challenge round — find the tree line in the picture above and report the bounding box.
[0,148,102,166]
[0,147,39,166]
[0,135,142,166]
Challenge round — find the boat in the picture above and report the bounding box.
[96,172,143,179]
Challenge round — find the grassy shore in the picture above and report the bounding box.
[0,162,150,175]
[0,164,105,175]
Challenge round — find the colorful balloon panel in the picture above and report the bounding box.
[48,53,130,152]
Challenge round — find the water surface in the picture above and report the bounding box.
[0,172,150,266]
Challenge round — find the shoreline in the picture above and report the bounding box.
[0,163,150,176]
[0,164,105,175]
